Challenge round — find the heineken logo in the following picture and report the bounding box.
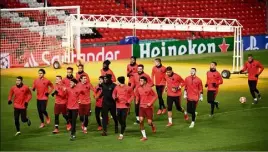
[133,37,233,58]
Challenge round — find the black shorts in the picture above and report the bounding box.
[14,108,27,121]
[187,101,197,114]
[207,91,216,103]
[167,96,182,111]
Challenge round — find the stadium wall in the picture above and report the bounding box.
[1,35,268,69]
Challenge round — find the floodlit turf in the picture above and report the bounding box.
[1,50,268,151]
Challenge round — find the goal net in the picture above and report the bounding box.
[0,6,80,68]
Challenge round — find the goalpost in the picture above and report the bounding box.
[0,6,80,68]
[65,15,243,78]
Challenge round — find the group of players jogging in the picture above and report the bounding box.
[8,54,264,141]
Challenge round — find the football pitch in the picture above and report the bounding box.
[1,50,268,151]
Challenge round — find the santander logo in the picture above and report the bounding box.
[41,45,131,65]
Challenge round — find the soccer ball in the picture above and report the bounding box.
[239,97,247,104]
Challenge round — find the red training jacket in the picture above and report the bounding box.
[32,77,54,100]
[76,72,90,83]
[8,85,32,109]
[241,60,264,81]
[112,85,134,109]
[135,84,157,108]
[62,77,72,88]
[151,65,166,86]
[206,70,223,91]
[77,82,95,104]
[130,72,154,89]
[184,75,203,102]
[54,83,67,104]
[127,63,138,83]
[94,85,103,108]
[165,73,185,97]
[100,69,116,82]
[66,86,81,109]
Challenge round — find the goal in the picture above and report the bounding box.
[0,6,80,68]
[66,14,243,78]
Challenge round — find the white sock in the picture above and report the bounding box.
[120,134,123,137]
[55,125,58,127]
[254,98,257,101]
[141,130,146,138]
[84,127,87,130]
[168,117,172,123]
[136,117,139,121]
[184,111,187,115]
[191,121,195,124]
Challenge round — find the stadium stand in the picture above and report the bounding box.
[0,0,266,44]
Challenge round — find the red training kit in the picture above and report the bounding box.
[130,72,154,89]
[184,76,203,102]
[135,84,157,108]
[54,83,67,104]
[127,63,138,84]
[206,70,223,91]
[77,82,95,104]
[100,69,116,82]
[112,85,134,108]
[165,73,185,97]
[32,77,54,100]
[151,65,166,86]
[66,86,81,109]
[62,77,72,88]
[241,60,264,81]
[94,85,103,108]
[76,72,90,83]
[8,85,32,109]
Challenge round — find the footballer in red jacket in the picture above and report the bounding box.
[65,78,82,141]
[76,64,90,83]
[77,75,95,134]
[101,60,116,82]
[240,54,264,104]
[130,64,154,124]
[94,76,104,131]
[205,62,223,117]
[32,69,54,128]
[135,76,157,141]
[112,76,134,140]
[51,75,69,134]
[151,58,167,115]
[8,76,32,136]
[126,56,138,86]
[165,66,188,127]
[62,67,74,88]
[184,68,203,128]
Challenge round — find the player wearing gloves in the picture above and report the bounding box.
[100,74,118,136]
[77,75,95,134]
[135,76,157,141]
[32,69,54,128]
[8,76,32,136]
[94,76,104,131]
[184,68,203,128]
[165,66,188,127]
[112,76,134,140]
[240,54,264,104]
[205,62,223,117]
[51,76,69,134]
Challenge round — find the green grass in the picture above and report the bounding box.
[1,50,268,151]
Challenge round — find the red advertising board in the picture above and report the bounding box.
[8,45,132,68]
[80,44,132,62]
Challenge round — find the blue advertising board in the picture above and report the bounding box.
[243,35,268,51]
